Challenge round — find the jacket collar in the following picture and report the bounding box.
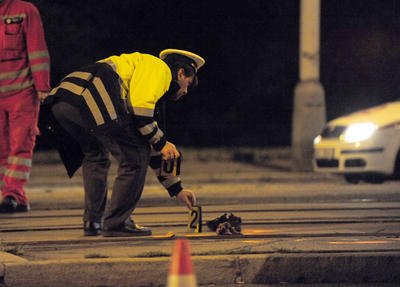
[0,0,13,9]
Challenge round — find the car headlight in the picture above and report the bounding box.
[313,135,322,144]
[343,122,378,143]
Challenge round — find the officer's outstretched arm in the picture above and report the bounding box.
[149,148,183,197]
[176,189,196,210]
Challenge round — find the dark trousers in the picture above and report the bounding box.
[51,101,150,229]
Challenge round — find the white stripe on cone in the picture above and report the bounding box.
[167,239,197,287]
[167,274,197,287]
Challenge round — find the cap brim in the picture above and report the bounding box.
[159,49,205,71]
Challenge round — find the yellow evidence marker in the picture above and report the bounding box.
[188,205,202,233]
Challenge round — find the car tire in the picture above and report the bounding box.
[392,150,400,179]
[344,174,361,184]
[365,175,384,184]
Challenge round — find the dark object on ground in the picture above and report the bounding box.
[206,213,242,235]
[216,222,242,235]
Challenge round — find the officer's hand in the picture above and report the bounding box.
[38,91,49,102]
[176,189,197,210]
[161,141,180,161]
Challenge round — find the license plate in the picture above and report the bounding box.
[315,148,334,159]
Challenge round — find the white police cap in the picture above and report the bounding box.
[159,49,205,71]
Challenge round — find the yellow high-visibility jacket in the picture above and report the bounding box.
[49,52,183,196]
[100,53,182,195]
[99,52,172,151]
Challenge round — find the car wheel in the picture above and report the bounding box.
[365,175,384,184]
[392,150,400,179]
[344,174,361,184]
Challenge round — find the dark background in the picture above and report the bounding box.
[32,0,400,148]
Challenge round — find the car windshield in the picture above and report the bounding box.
[321,126,347,138]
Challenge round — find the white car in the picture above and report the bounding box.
[313,101,400,183]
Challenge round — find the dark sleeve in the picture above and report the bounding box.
[134,115,167,151]
[149,150,183,197]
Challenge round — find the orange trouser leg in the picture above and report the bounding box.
[0,107,8,193]
[0,89,39,205]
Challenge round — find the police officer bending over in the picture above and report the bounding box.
[49,49,205,237]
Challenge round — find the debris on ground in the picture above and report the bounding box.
[206,213,242,235]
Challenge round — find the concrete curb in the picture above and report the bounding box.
[0,252,27,281]
[3,252,400,286]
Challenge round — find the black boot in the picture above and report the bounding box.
[0,196,30,213]
[83,221,102,236]
[102,218,152,237]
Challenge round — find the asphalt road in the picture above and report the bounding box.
[1,200,399,260]
[1,149,399,286]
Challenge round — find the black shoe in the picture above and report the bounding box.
[84,221,102,236]
[0,196,30,213]
[102,221,152,237]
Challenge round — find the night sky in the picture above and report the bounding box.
[31,0,400,147]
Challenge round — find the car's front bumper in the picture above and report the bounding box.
[313,130,398,175]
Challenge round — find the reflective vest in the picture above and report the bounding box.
[0,0,50,97]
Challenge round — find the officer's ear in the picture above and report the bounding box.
[177,68,186,80]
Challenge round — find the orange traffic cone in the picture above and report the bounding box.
[167,238,197,287]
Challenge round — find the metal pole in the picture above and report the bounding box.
[291,0,326,171]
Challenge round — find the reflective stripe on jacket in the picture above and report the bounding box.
[50,60,169,151]
[99,52,172,118]
[0,0,50,97]
[98,52,172,151]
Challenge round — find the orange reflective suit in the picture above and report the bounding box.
[0,0,50,204]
